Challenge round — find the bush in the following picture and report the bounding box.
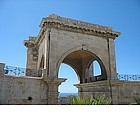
[69,95,112,105]
[132,96,140,105]
[92,95,112,105]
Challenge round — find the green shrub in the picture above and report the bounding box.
[132,96,140,105]
[69,95,92,105]
[92,95,112,105]
[69,95,112,105]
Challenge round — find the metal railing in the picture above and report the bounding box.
[118,74,140,81]
[4,65,42,77]
[3,65,140,81]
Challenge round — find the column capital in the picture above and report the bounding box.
[43,77,67,87]
[23,36,37,48]
[43,77,66,104]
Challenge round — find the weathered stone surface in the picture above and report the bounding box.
[0,75,48,104]
[0,63,5,75]
[0,14,140,105]
[23,14,119,82]
[75,80,140,105]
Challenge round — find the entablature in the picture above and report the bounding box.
[39,14,120,39]
[24,14,121,48]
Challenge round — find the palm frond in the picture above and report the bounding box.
[69,95,112,105]
[133,96,140,105]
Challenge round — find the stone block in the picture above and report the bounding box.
[0,63,5,75]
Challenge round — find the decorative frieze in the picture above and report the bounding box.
[32,48,38,61]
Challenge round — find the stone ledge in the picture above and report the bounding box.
[74,80,124,88]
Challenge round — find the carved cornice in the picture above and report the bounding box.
[39,14,120,39]
[24,14,121,47]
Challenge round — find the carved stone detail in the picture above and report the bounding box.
[40,14,120,39]
[32,48,38,61]
[23,36,37,48]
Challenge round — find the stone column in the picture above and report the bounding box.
[88,63,95,82]
[89,63,94,77]
[43,77,66,104]
[0,63,5,75]
[108,38,118,80]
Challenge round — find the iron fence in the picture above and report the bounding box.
[3,65,140,81]
[4,65,42,77]
[118,74,140,81]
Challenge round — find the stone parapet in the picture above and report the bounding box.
[40,14,120,37]
[75,80,140,104]
[0,75,48,105]
[35,14,121,46]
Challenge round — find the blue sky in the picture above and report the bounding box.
[0,0,140,93]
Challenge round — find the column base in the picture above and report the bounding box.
[43,77,67,105]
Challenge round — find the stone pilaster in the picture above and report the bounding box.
[0,63,5,75]
[24,36,38,71]
[108,38,118,80]
[110,80,123,104]
[89,63,94,77]
[43,77,66,104]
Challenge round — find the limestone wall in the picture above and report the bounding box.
[0,75,48,104]
[1,65,140,105]
[118,81,140,104]
[75,80,140,105]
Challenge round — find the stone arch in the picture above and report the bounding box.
[58,63,79,94]
[57,47,107,84]
[60,63,81,84]
[23,15,121,104]
[57,47,82,81]
[86,58,107,83]
[56,47,82,73]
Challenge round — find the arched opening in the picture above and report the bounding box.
[86,60,104,82]
[57,50,107,84]
[93,60,101,76]
[58,63,78,97]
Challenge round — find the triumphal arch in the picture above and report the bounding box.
[1,14,140,104]
[24,14,121,104]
